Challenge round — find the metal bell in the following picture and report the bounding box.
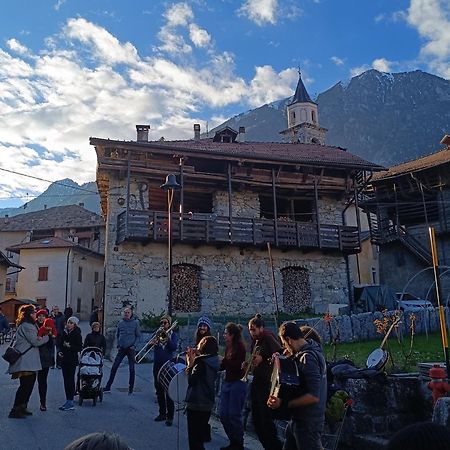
[160,174,181,191]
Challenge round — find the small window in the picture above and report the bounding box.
[311,110,316,123]
[76,298,81,313]
[78,266,83,282]
[38,267,48,281]
[5,277,11,291]
[94,271,99,283]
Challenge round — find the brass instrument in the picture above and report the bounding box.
[135,320,178,364]
[240,343,261,382]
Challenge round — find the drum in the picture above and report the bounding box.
[366,348,388,370]
[157,357,188,404]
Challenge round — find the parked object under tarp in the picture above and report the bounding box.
[353,284,397,312]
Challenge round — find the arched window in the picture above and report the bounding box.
[281,266,311,313]
[172,264,201,312]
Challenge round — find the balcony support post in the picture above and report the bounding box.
[125,155,131,237]
[179,158,184,241]
[228,163,233,241]
[314,177,321,248]
[272,168,278,246]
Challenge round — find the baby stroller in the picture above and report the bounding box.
[77,347,103,406]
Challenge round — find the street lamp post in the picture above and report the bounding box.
[160,174,181,316]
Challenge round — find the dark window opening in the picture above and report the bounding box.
[94,271,99,283]
[311,110,316,123]
[38,266,48,281]
[259,195,313,222]
[76,298,81,313]
[32,229,54,241]
[78,266,83,282]
[172,264,201,312]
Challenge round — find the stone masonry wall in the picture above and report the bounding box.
[213,190,260,218]
[318,195,345,225]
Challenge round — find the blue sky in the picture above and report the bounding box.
[0,0,449,209]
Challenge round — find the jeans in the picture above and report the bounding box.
[61,363,77,401]
[13,373,36,408]
[219,380,247,444]
[187,409,211,450]
[105,346,136,391]
[283,419,323,450]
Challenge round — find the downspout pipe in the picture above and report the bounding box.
[65,249,71,309]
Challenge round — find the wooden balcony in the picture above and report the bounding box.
[116,210,361,253]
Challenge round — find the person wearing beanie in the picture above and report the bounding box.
[103,308,141,395]
[58,316,82,411]
[153,314,178,426]
[84,322,106,355]
[195,316,212,346]
[36,309,57,411]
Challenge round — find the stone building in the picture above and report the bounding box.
[91,76,383,328]
[361,134,450,300]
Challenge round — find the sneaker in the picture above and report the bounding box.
[154,414,166,422]
[59,401,74,411]
[8,408,26,419]
[165,419,173,426]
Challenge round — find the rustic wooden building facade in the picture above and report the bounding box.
[361,135,450,299]
[91,108,382,326]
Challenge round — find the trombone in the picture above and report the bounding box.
[135,320,178,364]
[241,343,261,382]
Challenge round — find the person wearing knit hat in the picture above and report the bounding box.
[195,316,212,346]
[58,315,82,411]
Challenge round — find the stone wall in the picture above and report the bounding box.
[213,190,260,218]
[318,195,345,225]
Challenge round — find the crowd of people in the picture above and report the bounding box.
[3,304,450,450]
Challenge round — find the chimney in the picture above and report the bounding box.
[78,202,84,207]
[238,126,246,142]
[136,125,150,142]
[194,123,201,141]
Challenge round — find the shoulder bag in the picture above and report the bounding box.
[2,328,33,365]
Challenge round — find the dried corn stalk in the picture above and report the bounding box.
[173,264,201,312]
[281,266,311,313]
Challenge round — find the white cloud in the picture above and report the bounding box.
[189,24,211,48]
[6,38,29,55]
[54,0,66,11]
[372,58,392,72]
[0,16,298,203]
[164,2,194,27]
[406,0,450,78]
[331,56,345,66]
[350,64,370,77]
[238,0,278,26]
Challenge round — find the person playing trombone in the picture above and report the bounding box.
[219,322,247,450]
[103,308,141,395]
[153,314,178,426]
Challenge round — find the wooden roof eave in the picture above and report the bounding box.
[90,138,383,172]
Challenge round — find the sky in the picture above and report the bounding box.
[0,0,449,209]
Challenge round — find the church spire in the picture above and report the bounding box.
[290,69,314,105]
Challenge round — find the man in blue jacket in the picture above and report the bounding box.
[103,307,141,395]
[153,314,178,426]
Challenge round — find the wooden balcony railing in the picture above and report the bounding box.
[116,210,361,253]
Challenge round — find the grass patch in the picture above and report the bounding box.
[323,332,445,372]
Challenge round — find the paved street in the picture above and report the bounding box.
[0,323,262,450]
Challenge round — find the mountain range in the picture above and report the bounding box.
[2,69,449,217]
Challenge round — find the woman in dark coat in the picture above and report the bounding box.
[58,316,82,411]
[36,309,57,411]
[83,322,106,354]
[7,305,49,418]
[185,336,220,450]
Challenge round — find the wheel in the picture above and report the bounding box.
[93,397,96,406]
[79,397,83,406]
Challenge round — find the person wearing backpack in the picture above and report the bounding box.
[267,321,327,450]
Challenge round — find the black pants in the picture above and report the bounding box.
[153,365,174,419]
[13,373,36,408]
[105,347,136,391]
[61,363,77,401]
[187,409,211,450]
[251,381,283,450]
[37,367,50,406]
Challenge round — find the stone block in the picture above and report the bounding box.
[433,397,450,426]
[328,303,350,316]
